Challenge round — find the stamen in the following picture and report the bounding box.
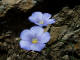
[39,21,44,24]
[32,38,38,44]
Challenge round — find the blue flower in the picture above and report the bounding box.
[28,11,55,26]
[19,26,50,51]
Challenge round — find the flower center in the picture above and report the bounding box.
[39,20,44,24]
[32,38,38,44]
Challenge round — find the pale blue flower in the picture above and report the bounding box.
[19,26,50,51]
[28,11,55,26]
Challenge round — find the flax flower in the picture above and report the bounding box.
[28,12,55,26]
[19,26,50,51]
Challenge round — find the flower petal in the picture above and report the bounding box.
[19,40,31,50]
[30,26,44,37]
[48,19,55,24]
[32,12,43,18]
[28,16,40,23]
[43,13,51,19]
[39,32,50,43]
[42,19,49,26]
[20,29,34,41]
[31,43,45,51]
[28,12,42,23]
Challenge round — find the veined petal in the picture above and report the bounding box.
[39,32,50,43]
[28,16,39,23]
[30,26,44,37]
[19,40,31,50]
[48,19,55,24]
[32,12,43,18]
[28,12,43,23]
[43,13,51,19]
[31,43,45,51]
[20,29,34,41]
[42,19,49,26]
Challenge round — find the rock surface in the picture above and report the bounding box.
[0,0,36,17]
[0,1,80,60]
